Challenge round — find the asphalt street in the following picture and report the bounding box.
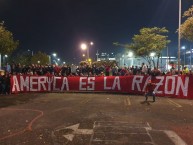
[0,93,193,145]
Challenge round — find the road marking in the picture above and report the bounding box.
[167,99,182,108]
[55,123,93,142]
[145,122,152,130]
[91,121,187,145]
[80,98,91,104]
[164,130,187,145]
[126,97,131,106]
[124,97,131,107]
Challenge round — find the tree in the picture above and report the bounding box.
[128,27,170,68]
[14,53,32,65]
[31,51,49,65]
[180,5,193,42]
[0,22,19,54]
[79,61,88,66]
[92,60,117,67]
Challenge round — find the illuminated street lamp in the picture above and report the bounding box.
[28,49,34,56]
[128,52,133,57]
[90,42,94,45]
[51,53,57,64]
[181,46,186,66]
[128,51,134,66]
[3,54,8,64]
[150,52,156,68]
[81,44,87,50]
[80,42,94,61]
[52,53,57,57]
[150,52,156,57]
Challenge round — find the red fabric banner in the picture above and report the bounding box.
[10,75,193,99]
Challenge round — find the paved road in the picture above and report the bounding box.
[0,93,193,145]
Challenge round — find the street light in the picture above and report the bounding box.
[150,52,156,57]
[52,53,57,57]
[81,44,87,50]
[122,55,125,66]
[28,49,33,56]
[178,0,182,74]
[128,51,134,66]
[150,52,156,68]
[181,46,186,66]
[90,42,94,45]
[80,42,94,61]
[51,53,57,64]
[128,52,133,57]
[3,55,8,65]
[81,43,88,60]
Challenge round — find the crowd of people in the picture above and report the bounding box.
[0,62,192,95]
[3,62,192,77]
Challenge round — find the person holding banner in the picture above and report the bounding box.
[144,79,156,102]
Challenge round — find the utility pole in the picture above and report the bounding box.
[190,46,192,70]
[96,50,99,61]
[178,0,182,74]
[167,47,169,71]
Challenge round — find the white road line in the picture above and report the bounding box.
[167,99,182,108]
[146,122,152,130]
[92,121,188,145]
[164,130,187,145]
[126,97,131,106]
[80,98,91,104]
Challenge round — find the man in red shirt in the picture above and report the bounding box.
[144,79,156,102]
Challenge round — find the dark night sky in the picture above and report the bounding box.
[0,0,192,64]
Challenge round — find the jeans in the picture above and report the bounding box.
[145,92,155,101]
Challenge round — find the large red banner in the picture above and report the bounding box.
[11,75,193,99]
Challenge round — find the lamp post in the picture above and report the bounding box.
[80,42,94,61]
[150,52,156,68]
[122,55,124,66]
[190,48,192,70]
[52,53,57,64]
[178,0,182,74]
[181,46,186,66]
[28,49,34,56]
[166,47,169,71]
[128,51,134,66]
[82,54,86,60]
[81,43,87,60]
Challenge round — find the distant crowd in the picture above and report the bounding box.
[3,62,192,76]
[0,62,192,95]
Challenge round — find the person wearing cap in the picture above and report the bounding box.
[144,79,156,102]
